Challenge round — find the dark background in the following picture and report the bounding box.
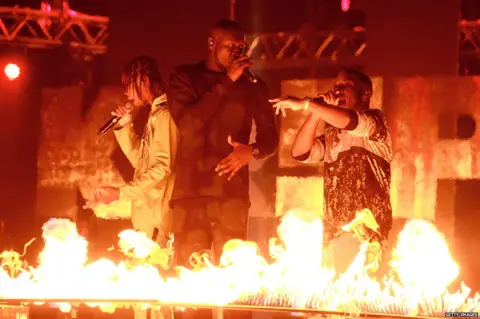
[1,0,473,83]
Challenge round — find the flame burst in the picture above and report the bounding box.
[0,209,478,317]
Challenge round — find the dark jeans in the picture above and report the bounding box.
[171,197,251,319]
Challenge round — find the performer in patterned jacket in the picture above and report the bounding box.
[271,69,393,272]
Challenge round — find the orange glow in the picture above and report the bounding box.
[0,210,476,317]
[4,63,20,80]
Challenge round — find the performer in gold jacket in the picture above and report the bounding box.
[86,56,178,246]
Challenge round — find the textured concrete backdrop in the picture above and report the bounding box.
[36,76,480,288]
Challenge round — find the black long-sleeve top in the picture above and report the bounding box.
[168,61,279,204]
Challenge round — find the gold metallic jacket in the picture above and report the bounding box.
[114,94,179,241]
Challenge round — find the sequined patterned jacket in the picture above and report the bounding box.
[114,94,179,241]
[296,109,393,243]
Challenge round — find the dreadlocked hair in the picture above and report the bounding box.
[121,56,164,100]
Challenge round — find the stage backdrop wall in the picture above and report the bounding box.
[36,77,480,261]
[37,86,126,220]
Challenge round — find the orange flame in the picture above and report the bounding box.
[1,209,478,317]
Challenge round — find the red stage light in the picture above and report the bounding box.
[341,0,350,12]
[4,63,20,80]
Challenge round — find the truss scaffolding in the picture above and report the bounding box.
[459,19,480,74]
[246,26,366,69]
[246,19,480,73]
[0,5,478,73]
[0,6,109,54]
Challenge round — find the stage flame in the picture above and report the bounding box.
[1,209,479,317]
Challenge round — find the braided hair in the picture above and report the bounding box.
[121,56,164,100]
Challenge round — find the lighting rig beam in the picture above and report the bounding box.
[0,6,109,54]
[246,27,367,70]
[247,19,479,73]
[459,19,480,74]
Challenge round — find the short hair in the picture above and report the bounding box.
[341,68,373,92]
[212,19,244,33]
[121,56,163,99]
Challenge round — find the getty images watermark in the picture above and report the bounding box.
[445,312,479,317]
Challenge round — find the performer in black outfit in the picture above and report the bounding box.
[168,19,279,319]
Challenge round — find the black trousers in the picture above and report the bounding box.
[171,197,252,319]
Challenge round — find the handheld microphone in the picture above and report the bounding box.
[97,116,121,136]
[312,91,344,106]
[244,68,258,84]
[235,53,258,84]
[97,102,132,136]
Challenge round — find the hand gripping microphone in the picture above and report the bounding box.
[97,102,132,136]
[235,54,258,84]
[97,116,120,136]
